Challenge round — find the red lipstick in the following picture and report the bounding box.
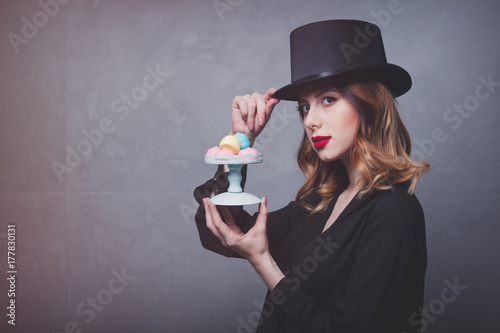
[312,136,331,148]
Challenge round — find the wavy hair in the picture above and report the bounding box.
[296,82,430,213]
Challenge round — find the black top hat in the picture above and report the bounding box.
[273,20,412,101]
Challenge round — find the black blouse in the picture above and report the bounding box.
[194,166,426,333]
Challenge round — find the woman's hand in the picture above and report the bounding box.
[202,197,270,264]
[202,197,285,290]
[231,88,280,145]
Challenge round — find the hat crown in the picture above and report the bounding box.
[290,20,387,83]
[273,19,412,101]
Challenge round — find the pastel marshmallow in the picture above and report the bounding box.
[216,148,235,156]
[233,132,251,150]
[219,135,241,154]
[206,146,219,156]
[238,147,260,155]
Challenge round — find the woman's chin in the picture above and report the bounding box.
[315,149,350,164]
[316,151,339,163]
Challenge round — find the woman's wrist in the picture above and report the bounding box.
[250,251,273,271]
[251,252,285,291]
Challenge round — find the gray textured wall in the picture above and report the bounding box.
[0,0,499,332]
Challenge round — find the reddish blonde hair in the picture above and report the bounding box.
[296,82,429,213]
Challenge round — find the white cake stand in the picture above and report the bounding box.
[204,153,263,206]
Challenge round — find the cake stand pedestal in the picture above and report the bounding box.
[204,153,263,206]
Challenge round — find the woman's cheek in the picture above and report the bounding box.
[341,110,360,136]
[345,108,360,126]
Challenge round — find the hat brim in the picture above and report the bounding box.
[272,63,412,101]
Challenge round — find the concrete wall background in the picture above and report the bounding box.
[0,0,498,332]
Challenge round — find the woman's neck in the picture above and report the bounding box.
[341,155,364,193]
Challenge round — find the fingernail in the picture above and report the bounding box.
[259,117,264,126]
[249,122,254,130]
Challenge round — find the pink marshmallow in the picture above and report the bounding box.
[216,148,235,156]
[237,147,260,155]
[206,146,220,156]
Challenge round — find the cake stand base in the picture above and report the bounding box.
[209,192,261,206]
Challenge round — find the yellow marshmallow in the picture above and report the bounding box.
[219,135,241,154]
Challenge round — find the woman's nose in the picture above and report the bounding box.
[303,106,321,129]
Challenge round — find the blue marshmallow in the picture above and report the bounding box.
[234,132,251,150]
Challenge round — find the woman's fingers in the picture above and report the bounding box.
[252,197,268,233]
[264,88,278,103]
[264,88,279,121]
[204,198,242,241]
[205,199,241,243]
[203,198,225,243]
[231,89,279,138]
[243,94,257,131]
[249,93,265,133]
[232,96,248,125]
[203,198,270,261]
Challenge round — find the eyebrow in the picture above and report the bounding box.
[314,87,338,98]
[297,87,339,104]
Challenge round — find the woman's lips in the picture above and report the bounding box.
[312,136,331,148]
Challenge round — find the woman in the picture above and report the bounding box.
[194,20,429,332]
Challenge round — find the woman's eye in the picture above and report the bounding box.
[296,104,310,113]
[322,96,338,105]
